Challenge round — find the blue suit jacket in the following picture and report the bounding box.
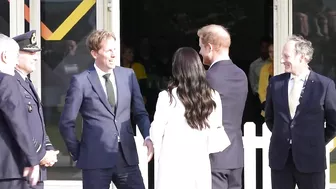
[14,71,54,180]
[265,71,336,173]
[59,66,150,169]
[0,73,39,179]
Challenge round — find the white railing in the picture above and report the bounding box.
[150,122,333,189]
[243,122,333,189]
[45,122,335,189]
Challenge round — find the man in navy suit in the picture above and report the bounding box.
[265,35,336,189]
[59,30,153,189]
[13,30,59,189]
[0,34,40,188]
[198,24,248,189]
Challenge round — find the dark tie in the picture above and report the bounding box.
[25,77,37,99]
[103,73,115,106]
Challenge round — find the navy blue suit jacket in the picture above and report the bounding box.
[59,66,150,169]
[265,71,336,173]
[206,60,248,170]
[14,71,54,180]
[0,73,39,179]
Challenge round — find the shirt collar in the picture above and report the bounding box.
[209,58,230,68]
[15,69,28,80]
[94,63,113,78]
[290,70,310,81]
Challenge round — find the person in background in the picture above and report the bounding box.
[121,44,148,101]
[258,43,274,117]
[248,37,271,95]
[150,47,230,189]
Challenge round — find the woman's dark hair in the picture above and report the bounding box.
[167,47,216,130]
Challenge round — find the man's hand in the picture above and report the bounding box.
[40,150,59,167]
[143,138,154,162]
[23,164,40,186]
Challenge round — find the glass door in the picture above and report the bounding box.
[27,0,98,180]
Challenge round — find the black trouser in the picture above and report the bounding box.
[271,150,325,189]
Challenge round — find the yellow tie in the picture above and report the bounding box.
[288,77,300,118]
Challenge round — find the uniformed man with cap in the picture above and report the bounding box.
[13,30,59,189]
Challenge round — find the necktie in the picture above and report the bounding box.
[288,77,300,118]
[25,77,38,99]
[103,73,115,106]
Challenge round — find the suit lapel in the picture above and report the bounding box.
[295,71,315,117]
[29,81,41,103]
[87,67,115,116]
[113,67,121,116]
[282,73,291,117]
[14,71,38,103]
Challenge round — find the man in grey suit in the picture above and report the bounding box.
[198,24,248,189]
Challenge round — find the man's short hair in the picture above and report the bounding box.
[0,34,19,53]
[288,35,314,62]
[86,30,116,52]
[197,24,231,50]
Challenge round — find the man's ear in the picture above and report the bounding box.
[208,43,213,52]
[90,50,98,59]
[0,51,7,64]
[299,54,306,63]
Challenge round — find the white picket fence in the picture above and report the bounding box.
[243,122,333,189]
[45,122,335,189]
[151,122,334,189]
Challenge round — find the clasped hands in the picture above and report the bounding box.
[40,150,59,167]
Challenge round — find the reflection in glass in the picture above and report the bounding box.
[0,1,9,35]
[293,0,336,183]
[40,1,96,180]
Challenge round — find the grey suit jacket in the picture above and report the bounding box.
[207,60,248,170]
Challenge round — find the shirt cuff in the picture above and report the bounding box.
[144,136,151,141]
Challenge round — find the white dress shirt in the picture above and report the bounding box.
[94,64,117,103]
[288,70,310,115]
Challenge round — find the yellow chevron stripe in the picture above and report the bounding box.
[48,0,96,40]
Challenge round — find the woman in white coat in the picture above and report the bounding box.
[150,47,230,189]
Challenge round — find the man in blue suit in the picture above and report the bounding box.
[13,30,59,189]
[0,34,40,188]
[265,35,336,189]
[198,24,248,189]
[59,30,153,189]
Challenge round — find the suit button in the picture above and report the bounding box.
[290,125,294,129]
